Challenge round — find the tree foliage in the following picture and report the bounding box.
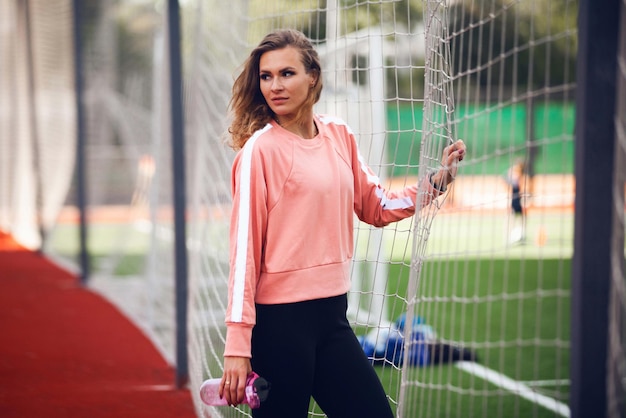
[254,0,577,96]
[447,0,578,90]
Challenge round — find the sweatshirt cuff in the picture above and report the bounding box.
[224,323,253,358]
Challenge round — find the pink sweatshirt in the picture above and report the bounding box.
[224,115,443,358]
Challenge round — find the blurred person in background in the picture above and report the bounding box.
[504,159,527,244]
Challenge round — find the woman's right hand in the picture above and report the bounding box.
[220,356,252,406]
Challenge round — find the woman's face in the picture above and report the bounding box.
[259,46,316,123]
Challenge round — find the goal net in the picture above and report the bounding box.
[181,1,578,417]
[0,0,76,250]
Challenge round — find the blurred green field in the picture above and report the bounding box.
[348,210,573,417]
[48,221,153,276]
[376,257,570,417]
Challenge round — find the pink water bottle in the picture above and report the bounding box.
[199,372,270,409]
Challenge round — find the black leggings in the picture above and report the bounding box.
[251,294,394,418]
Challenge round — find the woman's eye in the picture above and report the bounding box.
[283,71,294,77]
[260,74,271,81]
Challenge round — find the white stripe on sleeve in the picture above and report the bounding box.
[231,124,272,322]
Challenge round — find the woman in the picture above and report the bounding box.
[219,29,466,417]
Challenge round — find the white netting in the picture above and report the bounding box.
[183,1,578,417]
[0,0,76,249]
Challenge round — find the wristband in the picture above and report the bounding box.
[429,171,447,193]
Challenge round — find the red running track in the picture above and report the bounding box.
[0,233,197,418]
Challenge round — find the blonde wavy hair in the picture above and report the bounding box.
[228,29,323,150]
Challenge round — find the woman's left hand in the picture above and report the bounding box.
[220,356,252,406]
[432,139,466,186]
